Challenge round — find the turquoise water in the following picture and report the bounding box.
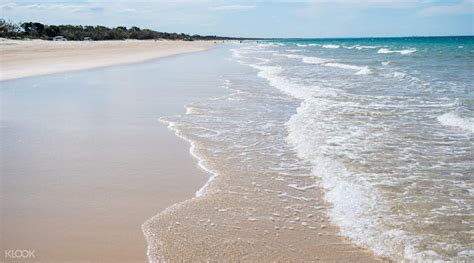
[151,37,473,261]
[230,36,473,261]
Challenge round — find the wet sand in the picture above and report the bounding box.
[0,38,216,81]
[142,48,385,262]
[144,173,383,261]
[1,50,227,262]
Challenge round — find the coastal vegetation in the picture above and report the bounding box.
[0,19,243,41]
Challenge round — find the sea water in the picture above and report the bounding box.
[161,37,473,261]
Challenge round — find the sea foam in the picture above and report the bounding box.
[230,41,473,261]
[274,53,304,59]
[249,60,416,261]
[322,44,340,49]
[301,56,332,64]
[325,62,373,75]
[343,45,379,50]
[300,56,372,75]
[377,48,416,55]
[437,112,474,133]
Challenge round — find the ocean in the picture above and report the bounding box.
[157,37,473,261]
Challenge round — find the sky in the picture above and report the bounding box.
[1,0,473,38]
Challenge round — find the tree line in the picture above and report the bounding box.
[0,19,244,41]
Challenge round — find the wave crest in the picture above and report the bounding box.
[377,48,416,55]
[322,44,340,49]
[437,112,474,133]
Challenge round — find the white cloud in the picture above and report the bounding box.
[297,0,420,8]
[418,0,473,16]
[209,4,256,11]
[1,2,102,13]
[120,8,137,13]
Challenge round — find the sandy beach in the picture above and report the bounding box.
[1,1,471,261]
[1,42,383,262]
[1,45,226,262]
[0,39,216,81]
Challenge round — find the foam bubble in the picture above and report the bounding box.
[355,67,373,75]
[286,49,303,53]
[228,43,473,261]
[301,57,372,75]
[377,48,417,55]
[393,71,407,78]
[275,53,304,59]
[302,56,332,64]
[250,65,310,99]
[159,119,219,198]
[356,45,378,50]
[324,62,373,75]
[437,112,474,133]
[322,44,340,49]
[258,43,282,47]
[343,45,379,50]
[286,105,416,261]
[186,107,198,115]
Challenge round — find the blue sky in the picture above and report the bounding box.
[1,0,473,38]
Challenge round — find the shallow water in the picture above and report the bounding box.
[160,37,473,262]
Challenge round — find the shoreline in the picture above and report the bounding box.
[0,48,227,262]
[141,50,385,261]
[159,119,219,198]
[0,39,220,81]
[2,40,384,262]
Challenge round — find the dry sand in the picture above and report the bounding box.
[0,38,216,81]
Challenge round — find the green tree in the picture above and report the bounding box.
[0,19,21,37]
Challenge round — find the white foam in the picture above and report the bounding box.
[355,67,373,75]
[258,43,280,47]
[159,119,219,198]
[250,65,310,99]
[296,44,308,47]
[286,49,303,53]
[343,45,378,50]
[381,61,390,66]
[300,56,372,75]
[185,107,198,115]
[230,48,244,60]
[377,48,416,55]
[393,71,407,78]
[288,183,317,191]
[275,53,304,59]
[243,56,415,260]
[322,44,340,49]
[286,101,418,261]
[437,112,474,133]
[230,44,470,262]
[287,107,416,259]
[356,45,378,50]
[324,62,373,75]
[302,56,332,64]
